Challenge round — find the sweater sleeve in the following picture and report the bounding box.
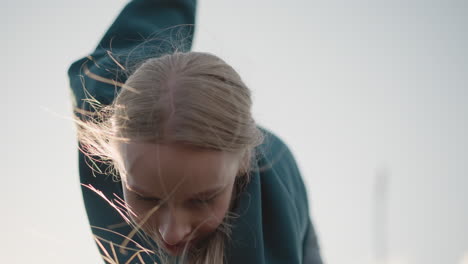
[67,1,196,263]
[68,0,196,112]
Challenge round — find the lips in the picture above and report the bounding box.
[160,236,202,255]
[163,242,187,254]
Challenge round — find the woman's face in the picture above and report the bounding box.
[119,142,241,256]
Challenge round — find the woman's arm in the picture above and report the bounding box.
[68,0,196,111]
[67,1,196,263]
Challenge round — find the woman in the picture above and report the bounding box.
[68,0,322,263]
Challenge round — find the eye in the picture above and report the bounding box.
[135,194,161,203]
[192,196,217,206]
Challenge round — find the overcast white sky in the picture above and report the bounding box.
[2,0,467,263]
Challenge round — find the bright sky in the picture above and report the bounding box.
[2,0,467,263]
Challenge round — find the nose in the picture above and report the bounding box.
[158,208,192,245]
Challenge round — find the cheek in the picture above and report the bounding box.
[193,192,232,237]
[123,198,165,238]
[122,189,156,224]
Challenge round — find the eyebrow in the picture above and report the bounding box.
[125,183,227,200]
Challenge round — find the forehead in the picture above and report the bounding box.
[119,142,240,196]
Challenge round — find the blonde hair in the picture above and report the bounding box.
[75,51,264,263]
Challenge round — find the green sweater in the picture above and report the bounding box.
[68,1,322,263]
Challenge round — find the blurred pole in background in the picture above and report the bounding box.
[374,168,390,264]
